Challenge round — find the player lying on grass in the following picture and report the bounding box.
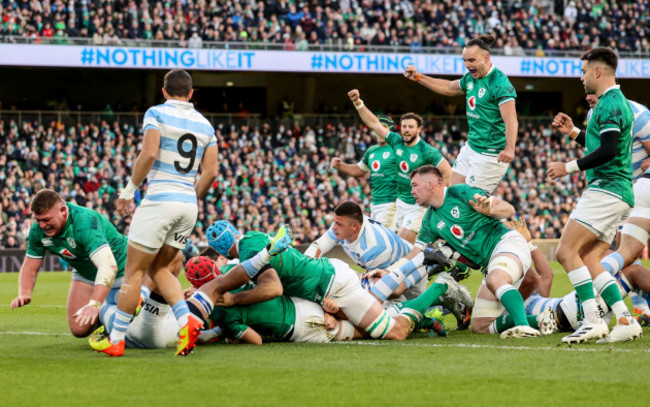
[184,221,451,342]
[11,189,124,338]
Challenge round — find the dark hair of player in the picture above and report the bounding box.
[400,112,423,128]
[465,34,496,52]
[31,189,64,215]
[334,201,364,225]
[164,69,193,97]
[581,47,618,71]
[410,164,443,180]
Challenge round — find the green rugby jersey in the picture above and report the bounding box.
[584,86,634,207]
[238,231,335,303]
[385,131,445,205]
[416,184,509,269]
[26,203,126,282]
[359,143,398,205]
[459,66,516,155]
[210,295,296,341]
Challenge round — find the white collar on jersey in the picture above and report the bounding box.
[484,64,497,78]
[601,84,621,96]
[164,99,194,109]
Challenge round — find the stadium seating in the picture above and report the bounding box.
[0,114,583,250]
[0,0,648,54]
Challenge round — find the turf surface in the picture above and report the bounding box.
[1,264,648,407]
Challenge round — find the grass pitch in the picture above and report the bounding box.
[1,264,648,407]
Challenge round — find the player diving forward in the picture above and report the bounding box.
[348,89,451,244]
[11,189,124,338]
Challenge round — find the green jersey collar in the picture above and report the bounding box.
[484,64,497,79]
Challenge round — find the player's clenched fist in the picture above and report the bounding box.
[330,157,342,169]
[404,65,419,81]
[347,89,360,103]
[552,112,574,134]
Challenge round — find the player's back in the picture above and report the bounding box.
[143,100,217,203]
[628,100,650,180]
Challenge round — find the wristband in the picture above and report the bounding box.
[354,99,364,110]
[412,73,421,82]
[565,160,580,173]
[119,180,138,200]
[527,241,538,252]
[569,127,581,139]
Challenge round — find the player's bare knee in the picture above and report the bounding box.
[470,317,492,334]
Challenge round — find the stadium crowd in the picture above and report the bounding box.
[0,114,581,250]
[0,0,648,54]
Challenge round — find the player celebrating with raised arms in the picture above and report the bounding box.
[547,48,641,344]
[348,89,451,244]
[90,69,219,356]
[330,115,398,229]
[404,34,518,193]
[11,189,124,338]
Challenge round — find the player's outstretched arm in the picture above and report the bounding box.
[469,194,515,219]
[195,144,219,199]
[404,65,464,97]
[233,327,263,345]
[497,100,518,163]
[304,229,338,258]
[348,89,389,142]
[229,268,283,306]
[10,257,43,309]
[74,246,119,326]
[331,157,369,179]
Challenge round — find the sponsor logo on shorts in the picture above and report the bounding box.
[450,224,464,239]
[399,161,409,172]
[382,152,390,159]
[478,88,486,98]
[174,233,189,245]
[59,248,76,259]
[371,160,381,171]
[451,206,460,219]
[42,238,53,246]
[67,237,76,248]
[144,302,160,315]
[468,96,476,110]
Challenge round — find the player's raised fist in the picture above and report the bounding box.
[331,157,342,169]
[404,65,419,80]
[348,89,360,102]
[552,113,574,135]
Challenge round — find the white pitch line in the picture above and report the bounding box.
[331,340,650,353]
[0,331,72,336]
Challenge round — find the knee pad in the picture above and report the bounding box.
[487,256,522,283]
[621,223,649,245]
[367,311,396,339]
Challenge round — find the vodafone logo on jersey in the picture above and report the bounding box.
[450,224,464,239]
[59,248,76,259]
[371,160,381,171]
[468,96,476,111]
[399,161,409,172]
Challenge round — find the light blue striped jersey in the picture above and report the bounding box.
[524,293,563,316]
[317,216,412,270]
[142,99,217,203]
[587,99,650,181]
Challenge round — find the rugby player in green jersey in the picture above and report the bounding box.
[380,165,558,338]
[10,190,124,337]
[548,47,642,344]
[348,89,452,244]
[331,115,399,229]
[404,34,518,194]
